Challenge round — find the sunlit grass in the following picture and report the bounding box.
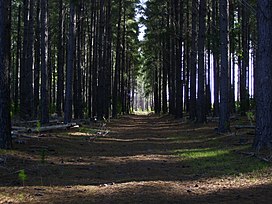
[173,146,270,177]
[175,148,229,159]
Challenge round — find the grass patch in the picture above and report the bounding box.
[174,146,270,177]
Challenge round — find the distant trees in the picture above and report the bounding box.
[0,0,12,148]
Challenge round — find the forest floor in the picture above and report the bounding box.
[1,114,272,203]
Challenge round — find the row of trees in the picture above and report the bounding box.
[14,0,141,122]
[140,0,271,150]
[141,0,255,121]
[0,0,141,148]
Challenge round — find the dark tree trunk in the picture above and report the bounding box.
[0,0,12,149]
[20,0,34,120]
[218,0,230,133]
[253,0,272,151]
[112,0,122,118]
[88,2,94,118]
[40,0,49,124]
[14,5,21,114]
[212,0,219,117]
[57,0,64,117]
[121,4,126,114]
[97,0,106,119]
[74,0,83,119]
[105,0,112,119]
[154,65,159,114]
[197,0,206,123]
[64,0,76,123]
[175,0,183,119]
[33,1,40,119]
[162,24,168,114]
[92,4,98,118]
[190,0,197,120]
[240,0,249,115]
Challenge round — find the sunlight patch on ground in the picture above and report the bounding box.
[175,148,230,159]
[133,111,153,115]
[68,132,91,137]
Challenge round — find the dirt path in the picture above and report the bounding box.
[1,115,272,203]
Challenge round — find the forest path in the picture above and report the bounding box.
[1,115,272,203]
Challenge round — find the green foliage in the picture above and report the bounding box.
[40,149,47,164]
[36,121,41,133]
[18,170,27,186]
[246,111,255,125]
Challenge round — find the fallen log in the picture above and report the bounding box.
[234,125,255,129]
[12,123,78,134]
[31,123,78,133]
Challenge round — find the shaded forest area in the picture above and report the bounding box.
[1,0,272,202]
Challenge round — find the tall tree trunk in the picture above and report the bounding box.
[112,0,122,118]
[40,0,49,124]
[57,0,64,117]
[253,0,272,151]
[162,15,168,114]
[175,0,183,118]
[97,0,106,119]
[0,0,12,149]
[218,0,230,132]
[197,0,206,123]
[92,4,98,118]
[212,0,219,117]
[14,5,21,114]
[20,0,34,120]
[190,0,197,120]
[64,0,76,123]
[240,0,249,115]
[33,1,40,118]
[88,2,94,118]
[105,0,112,119]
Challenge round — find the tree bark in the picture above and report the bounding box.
[253,0,272,151]
[64,0,76,123]
[218,0,230,133]
[57,0,64,117]
[190,0,197,120]
[197,0,206,123]
[40,0,49,124]
[0,0,12,149]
